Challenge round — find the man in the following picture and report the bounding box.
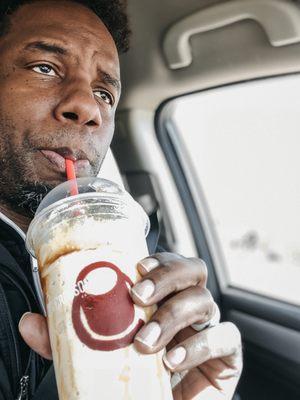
[0,1,242,399]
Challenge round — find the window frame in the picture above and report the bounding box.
[155,73,300,319]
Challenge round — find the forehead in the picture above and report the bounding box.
[4,1,120,74]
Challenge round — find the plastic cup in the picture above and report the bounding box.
[26,177,172,400]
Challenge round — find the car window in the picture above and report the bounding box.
[169,74,300,305]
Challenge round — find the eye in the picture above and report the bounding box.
[32,64,57,77]
[94,90,114,106]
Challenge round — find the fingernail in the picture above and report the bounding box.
[135,322,161,347]
[131,279,155,303]
[139,257,159,273]
[164,347,186,369]
[18,312,32,331]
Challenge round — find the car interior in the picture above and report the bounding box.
[99,0,300,398]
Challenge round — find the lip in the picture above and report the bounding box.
[40,149,91,176]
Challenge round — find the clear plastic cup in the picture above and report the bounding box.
[26,177,172,400]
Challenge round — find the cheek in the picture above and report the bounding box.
[0,69,57,118]
[0,80,53,128]
[94,117,115,148]
[102,115,115,138]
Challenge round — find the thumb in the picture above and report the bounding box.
[18,312,52,360]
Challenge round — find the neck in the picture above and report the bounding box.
[0,203,32,233]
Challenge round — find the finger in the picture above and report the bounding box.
[191,302,220,330]
[18,312,52,360]
[134,287,214,353]
[163,322,242,373]
[132,253,208,306]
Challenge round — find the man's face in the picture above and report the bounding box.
[0,0,120,215]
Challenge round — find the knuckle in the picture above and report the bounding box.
[155,264,174,287]
[162,301,178,321]
[147,262,170,284]
[193,287,214,320]
[223,322,242,347]
[231,360,243,378]
[201,287,214,306]
[211,300,219,314]
[237,353,244,373]
[189,258,208,284]
[198,333,211,357]
[207,300,217,319]
[154,252,183,264]
[151,252,166,260]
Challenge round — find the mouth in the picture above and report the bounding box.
[39,147,92,177]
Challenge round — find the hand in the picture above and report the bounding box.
[18,252,242,400]
[131,253,242,400]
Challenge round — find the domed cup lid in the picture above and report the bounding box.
[36,177,125,214]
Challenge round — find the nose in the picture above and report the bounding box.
[54,86,102,128]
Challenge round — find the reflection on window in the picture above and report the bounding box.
[172,75,300,305]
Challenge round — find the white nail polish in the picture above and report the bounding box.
[139,257,159,273]
[164,347,186,369]
[131,279,155,303]
[135,322,161,347]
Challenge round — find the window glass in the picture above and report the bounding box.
[172,75,300,305]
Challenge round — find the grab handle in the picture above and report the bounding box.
[163,0,300,69]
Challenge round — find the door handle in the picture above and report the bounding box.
[163,0,300,69]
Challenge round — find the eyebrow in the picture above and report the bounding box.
[99,70,121,93]
[23,40,121,94]
[24,41,68,56]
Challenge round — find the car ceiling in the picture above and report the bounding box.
[119,0,300,111]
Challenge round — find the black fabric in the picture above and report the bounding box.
[0,213,161,399]
[0,219,46,399]
[0,222,33,287]
[4,284,31,373]
[32,367,57,400]
[0,357,12,400]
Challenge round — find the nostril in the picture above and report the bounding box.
[63,112,78,121]
[86,120,97,127]
[62,112,98,126]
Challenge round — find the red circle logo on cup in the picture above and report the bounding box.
[72,261,144,351]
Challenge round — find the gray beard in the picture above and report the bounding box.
[0,118,104,218]
[0,181,54,217]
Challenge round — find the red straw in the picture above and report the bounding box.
[65,159,79,196]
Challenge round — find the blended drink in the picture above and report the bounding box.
[26,178,172,400]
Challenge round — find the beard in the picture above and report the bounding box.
[0,124,104,218]
[0,129,50,216]
[0,134,57,216]
[2,181,54,217]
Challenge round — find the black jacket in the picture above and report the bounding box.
[0,211,160,400]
